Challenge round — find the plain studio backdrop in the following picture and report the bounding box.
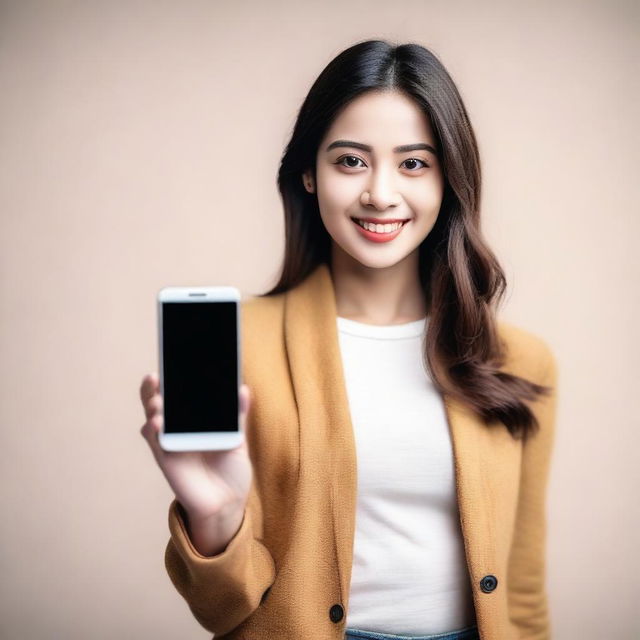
[1,1,638,638]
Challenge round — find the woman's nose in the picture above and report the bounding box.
[361,169,401,209]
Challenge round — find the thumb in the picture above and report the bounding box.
[239,383,250,415]
[238,384,251,447]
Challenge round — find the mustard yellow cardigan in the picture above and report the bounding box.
[164,262,558,640]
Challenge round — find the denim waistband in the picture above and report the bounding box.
[344,624,479,640]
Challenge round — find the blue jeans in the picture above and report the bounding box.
[344,624,480,640]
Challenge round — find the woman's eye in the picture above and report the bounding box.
[335,156,430,171]
[401,158,429,170]
[336,155,366,168]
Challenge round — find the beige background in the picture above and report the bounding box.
[1,0,638,638]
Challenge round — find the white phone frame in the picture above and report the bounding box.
[157,285,243,452]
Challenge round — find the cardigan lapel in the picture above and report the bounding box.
[283,262,358,603]
[283,261,514,616]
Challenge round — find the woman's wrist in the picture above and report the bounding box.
[181,500,246,557]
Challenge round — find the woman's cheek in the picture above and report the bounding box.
[321,176,360,211]
[409,181,444,216]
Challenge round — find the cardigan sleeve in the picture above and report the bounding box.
[506,344,559,639]
[164,477,276,636]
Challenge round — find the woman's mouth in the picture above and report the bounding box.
[350,217,410,243]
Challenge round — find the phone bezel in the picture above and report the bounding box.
[156,285,243,452]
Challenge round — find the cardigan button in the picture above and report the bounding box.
[329,603,344,623]
[480,574,498,593]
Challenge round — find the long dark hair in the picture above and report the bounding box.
[260,39,550,440]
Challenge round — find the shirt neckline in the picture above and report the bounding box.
[336,315,427,339]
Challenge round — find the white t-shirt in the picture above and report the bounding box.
[336,315,476,635]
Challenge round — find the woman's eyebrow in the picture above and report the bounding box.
[325,139,438,156]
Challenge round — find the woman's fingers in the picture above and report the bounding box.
[144,393,163,421]
[139,373,163,419]
[140,372,159,406]
[139,372,165,462]
[140,412,165,465]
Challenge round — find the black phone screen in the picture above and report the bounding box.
[162,301,238,433]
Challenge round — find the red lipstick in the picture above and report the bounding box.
[350,216,410,244]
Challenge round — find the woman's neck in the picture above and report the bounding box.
[329,249,427,325]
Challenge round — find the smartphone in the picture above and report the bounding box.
[156,286,243,452]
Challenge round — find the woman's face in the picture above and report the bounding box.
[303,89,445,271]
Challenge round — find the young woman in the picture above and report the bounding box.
[140,40,558,640]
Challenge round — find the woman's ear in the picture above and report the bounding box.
[302,170,315,193]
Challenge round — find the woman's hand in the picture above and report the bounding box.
[139,373,254,555]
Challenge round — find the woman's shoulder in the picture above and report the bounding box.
[240,293,287,354]
[241,292,286,326]
[496,319,558,384]
[239,293,290,388]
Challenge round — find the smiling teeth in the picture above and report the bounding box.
[356,220,405,233]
